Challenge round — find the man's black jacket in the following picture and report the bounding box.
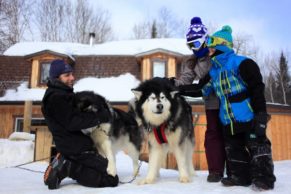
[41,80,102,156]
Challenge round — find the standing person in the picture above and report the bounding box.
[201,25,276,190]
[171,17,227,182]
[41,59,119,190]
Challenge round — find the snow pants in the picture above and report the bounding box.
[223,130,276,188]
[204,109,227,176]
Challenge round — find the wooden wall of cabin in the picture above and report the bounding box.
[0,103,291,170]
[0,103,43,138]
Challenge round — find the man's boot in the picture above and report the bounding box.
[44,153,71,190]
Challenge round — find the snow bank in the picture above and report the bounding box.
[0,82,45,101]
[0,139,34,168]
[8,132,35,141]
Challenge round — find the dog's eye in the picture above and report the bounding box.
[160,96,165,100]
[151,97,156,100]
[92,107,98,112]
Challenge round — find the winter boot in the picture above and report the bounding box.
[207,173,223,183]
[44,153,71,190]
[252,180,274,191]
[221,176,251,187]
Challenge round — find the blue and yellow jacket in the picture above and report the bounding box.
[203,45,266,135]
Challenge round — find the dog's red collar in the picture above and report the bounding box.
[153,123,168,144]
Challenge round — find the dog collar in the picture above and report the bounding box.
[153,123,168,144]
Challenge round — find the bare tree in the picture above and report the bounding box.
[0,0,32,53]
[66,0,93,43]
[233,32,259,60]
[132,21,151,39]
[37,0,113,44]
[131,6,184,39]
[266,72,276,103]
[64,0,113,44]
[34,0,69,41]
[156,7,177,38]
[89,6,113,43]
[263,54,277,103]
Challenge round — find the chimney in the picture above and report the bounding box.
[89,32,95,46]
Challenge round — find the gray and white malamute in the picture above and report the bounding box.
[74,91,143,176]
[131,77,195,184]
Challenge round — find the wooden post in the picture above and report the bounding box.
[23,101,32,133]
[34,126,53,162]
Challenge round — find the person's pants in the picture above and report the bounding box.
[204,109,227,176]
[74,166,119,187]
[68,152,119,188]
[223,131,276,187]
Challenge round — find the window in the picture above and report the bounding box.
[14,117,46,132]
[40,62,51,84]
[153,60,166,77]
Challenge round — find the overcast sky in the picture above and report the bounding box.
[90,0,290,56]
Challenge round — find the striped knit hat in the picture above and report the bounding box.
[212,25,233,45]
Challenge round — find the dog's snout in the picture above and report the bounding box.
[157,104,163,111]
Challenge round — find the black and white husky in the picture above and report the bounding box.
[74,91,143,177]
[131,77,195,184]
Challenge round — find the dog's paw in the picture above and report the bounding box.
[179,176,191,183]
[190,169,196,176]
[138,178,155,185]
[107,165,117,176]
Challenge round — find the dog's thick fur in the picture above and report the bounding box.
[131,77,195,184]
[74,91,143,176]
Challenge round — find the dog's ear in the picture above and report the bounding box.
[105,100,114,114]
[170,91,179,99]
[131,89,142,100]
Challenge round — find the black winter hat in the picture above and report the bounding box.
[49,59,73,79]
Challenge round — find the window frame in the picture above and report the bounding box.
[151,58,167,78]
[38,60,52,86]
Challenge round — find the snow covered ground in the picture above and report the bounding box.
[0,136,290,194]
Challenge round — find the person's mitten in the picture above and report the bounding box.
[254,112,271,136]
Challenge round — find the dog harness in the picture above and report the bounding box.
[153,123,168,144]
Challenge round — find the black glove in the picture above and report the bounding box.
[178,84,202,97]
[168,77,176,85]
[163,77,176,86]
[254,112,271,136]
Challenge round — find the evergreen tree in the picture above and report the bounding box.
[275,52,290,104]
[151,20,158,39]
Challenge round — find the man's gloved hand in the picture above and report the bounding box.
[168,77,176,85]
[163,77,176,86]
[254,112,271,136]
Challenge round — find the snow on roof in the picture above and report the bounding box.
[3,38,192,57]
[4,42,86,57]
[0,73,140,102]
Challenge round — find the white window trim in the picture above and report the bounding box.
[14,117,46,132]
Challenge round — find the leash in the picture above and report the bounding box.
[118,160,143,184]
[10,156,53,174]
[10,153,144,182]
[119,130,149,184]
